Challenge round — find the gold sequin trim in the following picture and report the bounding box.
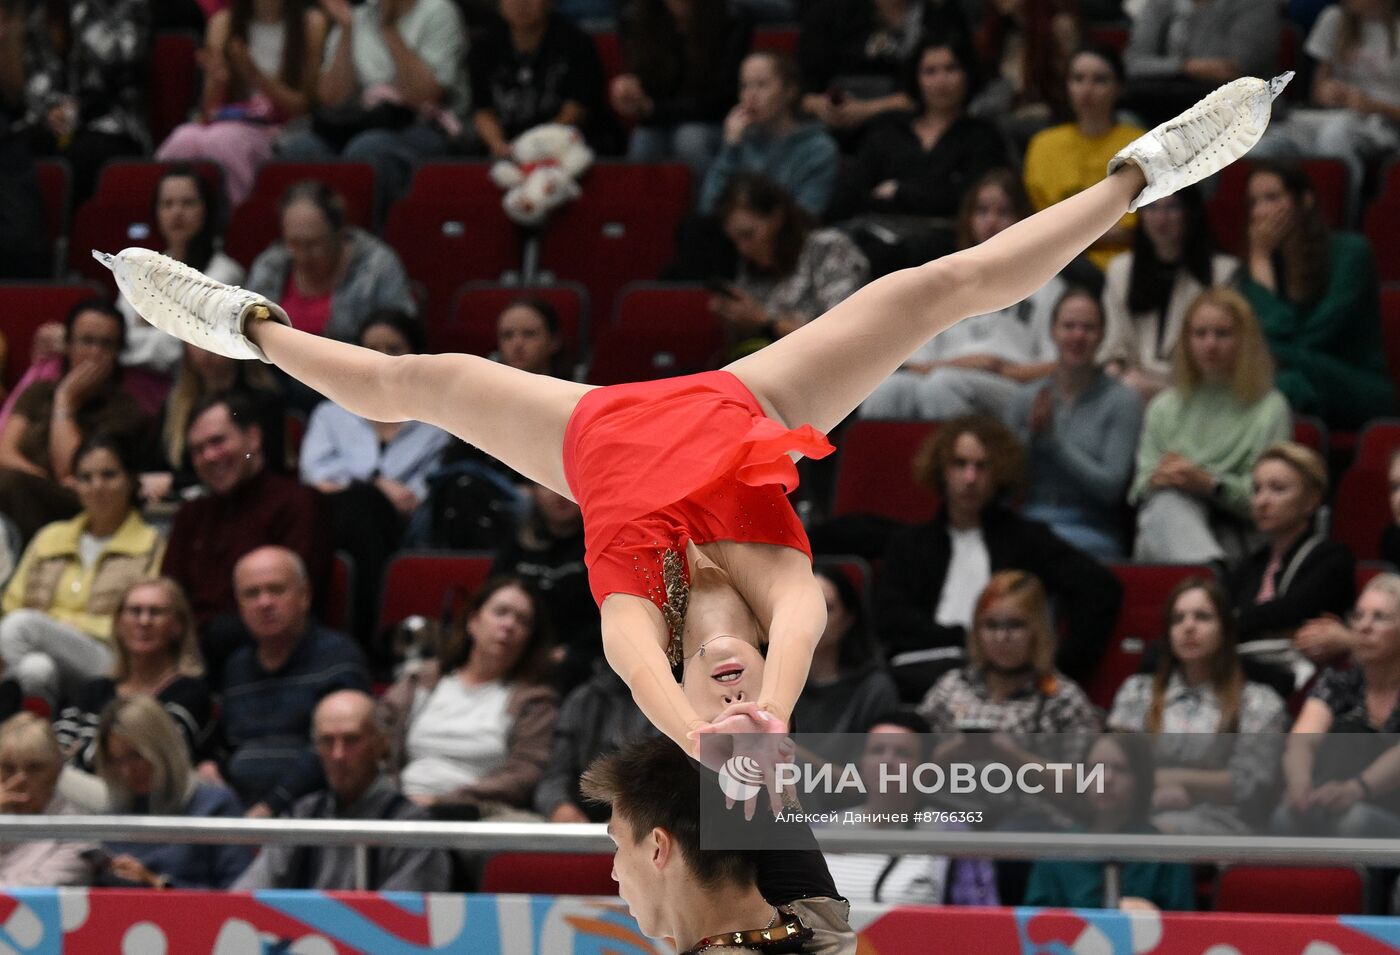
[659,548,689,668]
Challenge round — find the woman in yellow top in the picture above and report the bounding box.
[1024,45,1145,270]
[1,434,164,709]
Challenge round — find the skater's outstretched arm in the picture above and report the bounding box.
[601,597,708,758]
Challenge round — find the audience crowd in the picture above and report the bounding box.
[1,0,1400,914]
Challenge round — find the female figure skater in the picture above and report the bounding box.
[97,75,1288,800]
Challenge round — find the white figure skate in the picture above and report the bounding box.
[1108,73,1293,212]
[93,248,291,362]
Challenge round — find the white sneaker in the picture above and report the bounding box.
[1108,73,1293,212]
[93,247,291,362]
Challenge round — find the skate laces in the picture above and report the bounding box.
[1158,101,1236,165]
[150,256,239,322]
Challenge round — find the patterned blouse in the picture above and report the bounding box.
[1310,666,1400,732]
[917,666,1100,735]
[1108,672,1287,806]
[20,0,151,146]
[736,228,870,326]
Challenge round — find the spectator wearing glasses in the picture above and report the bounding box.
[54,578,212,803]
[244,181,412,343]
[916,571,1100,736]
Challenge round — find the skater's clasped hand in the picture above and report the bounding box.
[690,704,793,820]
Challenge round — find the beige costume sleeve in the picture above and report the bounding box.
[602,596,706,758]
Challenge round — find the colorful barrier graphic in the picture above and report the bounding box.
[0,890,1398,953]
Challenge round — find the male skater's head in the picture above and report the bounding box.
[582,737,855,954]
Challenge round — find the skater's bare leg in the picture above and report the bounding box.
[247,321,592,498]
[725,167,1146,434]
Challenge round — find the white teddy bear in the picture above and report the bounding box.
[489,123,595,227]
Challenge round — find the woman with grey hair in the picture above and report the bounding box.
[93,697,252,889]
[1275,574,1400,838]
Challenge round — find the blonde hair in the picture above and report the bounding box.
[161,350,276,465]
[97,697,196,815]
[111,578,205,681]
[967,571,1057,677]
[1254,441,1329,500]
[0,713,61,768]
[1170,288,1275,404]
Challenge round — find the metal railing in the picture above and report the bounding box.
[5,814,1400,905]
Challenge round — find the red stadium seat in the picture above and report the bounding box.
[436,282,588,365]
[1277,24,1302,98]
[284,411,306,468]
[1208,159,1349,256]
[384,164,521,327]
[376,551,494,634]
[1087,563,1215,709]
[591,31,623,82]
[585,282,722,383]
[69,161,224,287]
[149,32,200,145]
[1358,561,1393,590]
[1378,159,1400,201]
[481,853,617,896]
[539,163,692,331]
[325,551,355,633]
[1353,419,1400,470]
[1380,288,1400,385]
[586,314,723,384]
[0,283,100,390]
[93,159,225,204]
[611,282,708,326]
[1086,23,1129,53]
[1364,198,1400,282]
[1291,415,1328,456]
[753,26,799,56]
[1332,465,1389,561]
[1214,866,1364,915]
[830,420,940,524]
[36,159,71,275]
[225,162,377,267]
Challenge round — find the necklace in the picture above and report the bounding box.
[689,907,809,953]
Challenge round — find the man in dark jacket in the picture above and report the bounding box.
[536,657,657,823]
[584,737,856,955]
[876,416,1121,700]
[234,690,448,891]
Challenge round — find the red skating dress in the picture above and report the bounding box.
[561,370,834,664]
